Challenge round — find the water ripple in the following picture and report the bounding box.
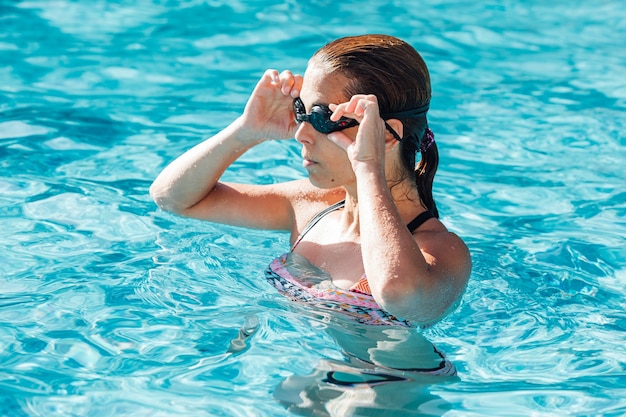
[2,0,625,416]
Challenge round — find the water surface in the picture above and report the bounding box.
[1,1,625,416]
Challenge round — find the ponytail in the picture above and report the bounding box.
[415,129,439,218]
[399,125,439,218]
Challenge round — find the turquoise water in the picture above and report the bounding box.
[1,0,625,416]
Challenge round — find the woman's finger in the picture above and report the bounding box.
[261,69,280,85]
[330,95,379,121]
[278,70,295,95]
[291,74,303,97]
[327,131,354,151]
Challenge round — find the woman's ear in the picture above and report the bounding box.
[384,119,404,151]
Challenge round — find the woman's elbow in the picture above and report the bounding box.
[377,275,468,326]
[149,182,184,214]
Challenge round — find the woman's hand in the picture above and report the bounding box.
[326,94,387,173]
[239,69,303,144]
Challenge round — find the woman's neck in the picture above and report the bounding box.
[340,177,425,233]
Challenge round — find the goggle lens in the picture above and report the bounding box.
[293,97,358,134]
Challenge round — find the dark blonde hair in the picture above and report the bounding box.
[311,34,439,218]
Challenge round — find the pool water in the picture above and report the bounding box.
[1,1,625,416]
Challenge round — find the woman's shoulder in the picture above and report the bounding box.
[288,182,344,210]
[248,179,345,231]
[415,226,472,284]
[223,179,342,209]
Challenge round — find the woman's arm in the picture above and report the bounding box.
[150,69,306,230]
[150,117,262,214]
[328,95,471,326]
[354,165,471,326]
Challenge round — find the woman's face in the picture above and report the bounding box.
[295,64,357,189]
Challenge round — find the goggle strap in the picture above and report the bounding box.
[381,103,430,120]
[384,122,403,142]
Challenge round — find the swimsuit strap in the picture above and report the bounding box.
[293,202,433,251]
[291,199,346,251]
[406,210,435,234]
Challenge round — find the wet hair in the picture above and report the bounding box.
[310,34,439,218]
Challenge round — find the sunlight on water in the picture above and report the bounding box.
[1,0,625,416]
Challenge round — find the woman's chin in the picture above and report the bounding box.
[308,176,347,191]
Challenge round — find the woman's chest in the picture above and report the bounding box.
[291,221,364,289]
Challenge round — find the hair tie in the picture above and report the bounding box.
[420,128,435,152]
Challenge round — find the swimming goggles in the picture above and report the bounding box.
[293,97,430,140]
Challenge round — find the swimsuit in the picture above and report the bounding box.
[264,200,435,328]
[264,201,456,377]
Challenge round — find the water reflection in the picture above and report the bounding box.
[258,251,460,415]
[226,307,459,416]
[274,358,456,416]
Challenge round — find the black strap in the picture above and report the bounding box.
[406,210,435,233]
[296,202,432,245]
[323,371,407,387]
[381,102,430,120]
[297,199,345,241]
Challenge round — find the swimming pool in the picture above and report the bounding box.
[1,0,625,415]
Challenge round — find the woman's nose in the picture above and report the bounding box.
[294,122,315,145]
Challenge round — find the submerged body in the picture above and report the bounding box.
[264,197,458,388]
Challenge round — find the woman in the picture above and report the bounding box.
[151,34,471,388]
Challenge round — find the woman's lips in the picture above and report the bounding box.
[302,154,317,167]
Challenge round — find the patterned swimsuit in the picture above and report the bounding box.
[264,200,435,328]
[264,201,457,377]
